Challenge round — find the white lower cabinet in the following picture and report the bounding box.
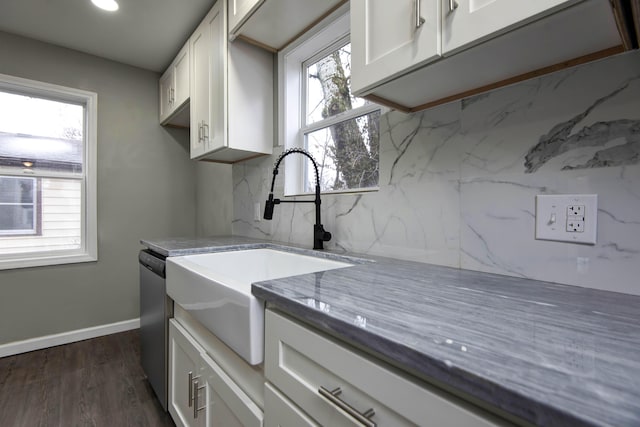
[169,319,206,427]
[169,319,263,427]
[264,309,512,427]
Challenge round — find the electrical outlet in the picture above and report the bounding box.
[567,205,585,219]
[535,194,597,244]
[254,202,261,221]
[566,219,584,232]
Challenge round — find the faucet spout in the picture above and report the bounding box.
[263,148,332,250]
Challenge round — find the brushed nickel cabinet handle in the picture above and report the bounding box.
[188,371,201,407]
[448,0,459,14]
[415,0,426,28]
[188,371,194,407]
[202,122,209,141]
[319,386,376,427]
[193,380,206,419]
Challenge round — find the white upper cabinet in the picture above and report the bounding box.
[228,0,346,51]
[442,0,579,55]
[351,0,623,111]
[228,0,265,37]
[351,0,441,94]
[189,4,223,159]
[190,0,273,162]
[159,42,190,126]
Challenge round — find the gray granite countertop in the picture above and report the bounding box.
[141,237,640,427]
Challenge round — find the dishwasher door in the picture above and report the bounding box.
[139,249,171,411]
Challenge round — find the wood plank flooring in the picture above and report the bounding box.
[0,330,175,427]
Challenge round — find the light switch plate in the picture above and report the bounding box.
[535,194,597,244]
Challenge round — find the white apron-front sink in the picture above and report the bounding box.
[166,248,352,364]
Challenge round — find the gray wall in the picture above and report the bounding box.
[0,31,197,344]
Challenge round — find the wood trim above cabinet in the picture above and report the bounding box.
[235,34,278,53]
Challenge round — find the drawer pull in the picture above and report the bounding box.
[188,371,201,407]
[414,0,426,29]
[448,0,458,14]
[319,386,377,427]
[193,380,206,419]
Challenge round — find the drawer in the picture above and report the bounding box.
[264,382,318,427]
[265,309,508,427]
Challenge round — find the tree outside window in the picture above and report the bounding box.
[304,42,380,193]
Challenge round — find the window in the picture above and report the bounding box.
[279,7,381,196]
[0,73,97,270]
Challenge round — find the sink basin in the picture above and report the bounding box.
[166,248,353,364]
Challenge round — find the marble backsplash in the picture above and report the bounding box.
[232,50,640,296]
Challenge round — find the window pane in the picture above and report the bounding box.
[0,177,34,204]
[0,205,34,232]
[0,91,84,174]
[0,177,81,253]
[305,110,380,192]
[306,43,367,125]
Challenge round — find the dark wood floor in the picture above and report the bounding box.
[0,330,175,427]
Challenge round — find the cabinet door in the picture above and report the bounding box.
[190,2,225,159]
[442,0,579,55]
[169,320,206,427]
[351,0,441,94]
[173,42,190,108]
[159,69,173,123]
[228,0,265,36]
[190,14,211,159]
[264,383,318,427]
[206,1,226,154]
[201,353,263,427]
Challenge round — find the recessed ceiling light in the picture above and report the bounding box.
[91,0,119,12]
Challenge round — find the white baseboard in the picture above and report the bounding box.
[0,318,140,358]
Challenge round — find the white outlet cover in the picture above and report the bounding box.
[535,194,597,245]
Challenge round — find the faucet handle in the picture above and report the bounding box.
[314,224,332,250]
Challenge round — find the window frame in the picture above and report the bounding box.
[0,73,97,270]
[278,5,382,197]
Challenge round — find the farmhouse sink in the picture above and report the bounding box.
[166,248,353,364]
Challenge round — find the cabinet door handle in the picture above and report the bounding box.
[319,386,376,427]
[188,371,194,406]
[198,122,203,143]
[193,380,206,419]
[170,87,175,103]
[202,122,209,141]
[415,0,426,29]
[188,371,201,407]
[448,0,458,14]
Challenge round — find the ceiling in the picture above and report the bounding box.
[0,0,216,72]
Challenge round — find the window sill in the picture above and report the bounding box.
[0,252,98,270]
[284,186,379,198]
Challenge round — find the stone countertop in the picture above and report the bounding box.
[140,236,267,257]
[141,237,640,427]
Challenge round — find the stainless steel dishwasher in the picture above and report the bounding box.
[139,249,172,411]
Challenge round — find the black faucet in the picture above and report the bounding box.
[263,148,332,250]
